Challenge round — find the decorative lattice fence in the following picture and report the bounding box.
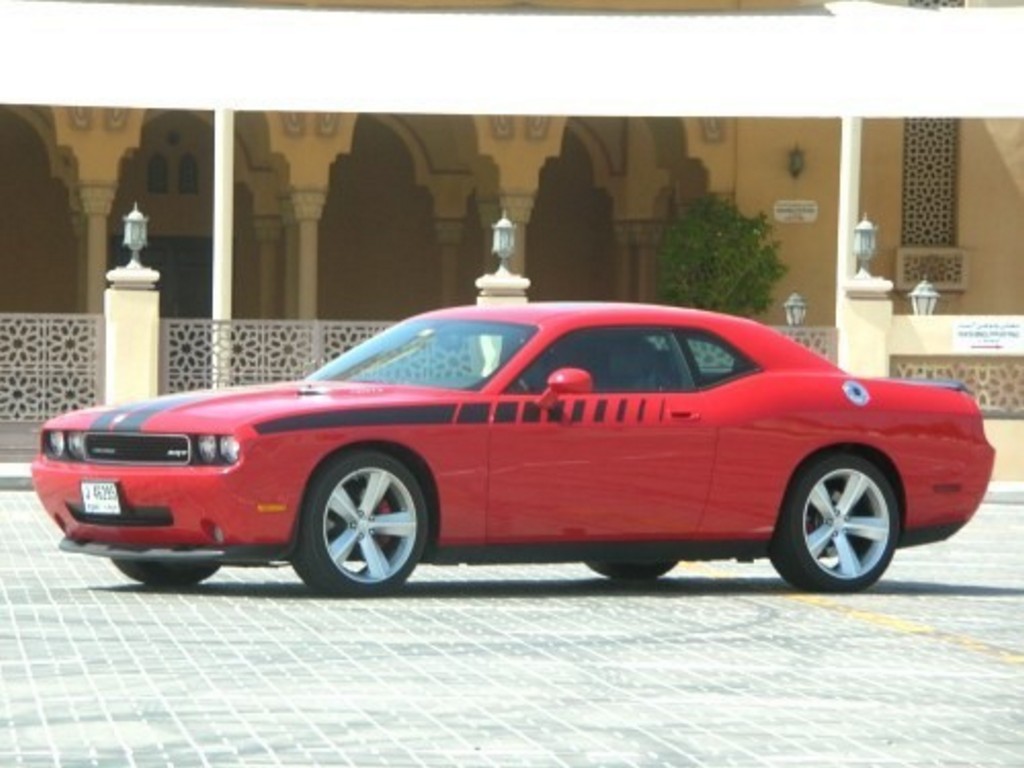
[0,314,104,421]
[161,319,392,393]
[775,326,838,363]
[891,356,1024,418]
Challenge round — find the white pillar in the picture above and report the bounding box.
[104,265,161,404]
[212,108,235,321]
[835,116,863,370]
[79,184,116,314]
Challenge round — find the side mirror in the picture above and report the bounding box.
[538,367,593,410]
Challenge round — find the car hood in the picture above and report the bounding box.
[48,381,466,435]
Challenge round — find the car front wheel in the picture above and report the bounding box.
[292,451,428,596]
[770,454,899,593]
[111,559,220,587]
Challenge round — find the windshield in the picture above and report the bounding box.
[309,318,536,391]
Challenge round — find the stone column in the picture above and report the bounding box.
[841,277,894,377]
[79,183,117,314]
[104,264,161,405]
[254,216,283,318]
[434,219,465,307]
[614,220,664,303]
[290,188,326,320]
[279,197,298,318]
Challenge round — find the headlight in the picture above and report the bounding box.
[197,435,218,464]
[67,431,86,460]
[46,430,65,458]
[219,436,241,464]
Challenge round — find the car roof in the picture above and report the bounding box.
[419,302,837,373]
[422,302,730,327]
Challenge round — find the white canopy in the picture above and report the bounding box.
[1,0,1022,117]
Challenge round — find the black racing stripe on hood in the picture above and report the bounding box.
[255,404,458,435]
[95,393,207,433]
[91,406,135,431]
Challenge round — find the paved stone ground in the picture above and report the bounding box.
[1,493,1022,768]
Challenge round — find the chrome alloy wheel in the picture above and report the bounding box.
[801,468,891,581]
[321,467,419,584]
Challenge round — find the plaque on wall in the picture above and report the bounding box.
[773,200,818,224]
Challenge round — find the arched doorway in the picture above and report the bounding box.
[113,110,214,318]
[319,116,439,320]
[528,129,615,301]
[0,108,77,312]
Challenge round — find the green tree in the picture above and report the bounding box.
[657,195,786,317]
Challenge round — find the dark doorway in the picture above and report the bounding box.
[109,236,213,318]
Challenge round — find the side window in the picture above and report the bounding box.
[512,327,696,394]
[676,331,756,389]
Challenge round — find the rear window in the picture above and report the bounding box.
[675,331,757,389]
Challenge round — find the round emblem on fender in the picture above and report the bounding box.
[843,380,870,407]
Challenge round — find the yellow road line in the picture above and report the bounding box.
[678,562,1024,666]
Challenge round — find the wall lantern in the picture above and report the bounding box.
[852,215,877,277]
[491,212,516,274]
[122,203,149,268]
[783,292,807,327]
[909,279,940,316]
[788,145,805,179]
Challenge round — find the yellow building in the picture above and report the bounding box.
[1,0,1022,473]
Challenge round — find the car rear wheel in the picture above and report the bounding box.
[292,451,428,596]
[585,561,677,580]
[111,559,221,587]
[770,454,899,593]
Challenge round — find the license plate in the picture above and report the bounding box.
[81,481,121,516]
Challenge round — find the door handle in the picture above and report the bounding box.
[669,410,701,422]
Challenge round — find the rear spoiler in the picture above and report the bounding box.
[891,377,972,395]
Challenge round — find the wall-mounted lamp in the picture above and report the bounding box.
[783,292,807,327]
[491,211,516,274]
[788,145,805,179]
[122,202,149,268]
[909,279,940,316]
[852,215,878,278]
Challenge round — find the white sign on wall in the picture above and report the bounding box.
[773,200,818,224]
[953,320,1024,352]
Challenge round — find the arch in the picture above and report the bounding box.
[2,106,69,186]
[565,118,617,193]
[319,115,439,320]
[0,108,78,311]
[528,129,615,301]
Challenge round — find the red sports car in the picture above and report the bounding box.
[31,303,994,595]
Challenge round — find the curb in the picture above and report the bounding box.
[984,483,1024,505]
[0,464,32,492]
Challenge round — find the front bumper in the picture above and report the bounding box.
[59,537,290,565]
[32,450,303,550]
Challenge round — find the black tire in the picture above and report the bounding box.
[292,451,428,596]
[111,559,220,587]
[585,561,677,580]
[770,453,899,593]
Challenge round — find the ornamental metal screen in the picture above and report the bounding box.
[0,313,104,421]
[775,327,838,363]
[891,356,1024,418]
[161,319,392,393]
